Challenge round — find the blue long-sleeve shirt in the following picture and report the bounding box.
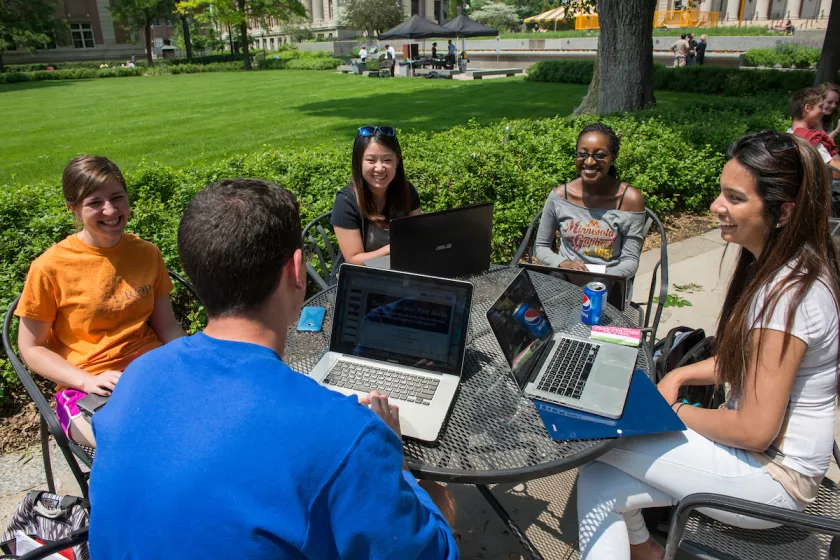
[89,332,458,559]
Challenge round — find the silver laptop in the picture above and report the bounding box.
[308,264,473,441]
[486,269,637,419]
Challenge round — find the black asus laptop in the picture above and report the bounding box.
[364,203,493,278]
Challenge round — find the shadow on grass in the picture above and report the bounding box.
[294,78,587,137]
[0,80,74,93]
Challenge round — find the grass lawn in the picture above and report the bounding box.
[0,71,589,186]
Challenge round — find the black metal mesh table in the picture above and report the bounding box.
[286,266,650,485]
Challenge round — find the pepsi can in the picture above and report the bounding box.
[582,282,607,325]
[513,303,551,338]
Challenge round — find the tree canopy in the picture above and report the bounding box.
[111,0,177,66]
[0,0,66,72]
[470,3,521,32]
[338,0,405,39]
[180,0,307,69]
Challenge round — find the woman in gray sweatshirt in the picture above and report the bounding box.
[534,123,645,279]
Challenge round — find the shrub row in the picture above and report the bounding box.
[526,60,831,97]
[0,100,790,400]
[0,54,341,84]
[743,44,822,69]
[3,51,270,72]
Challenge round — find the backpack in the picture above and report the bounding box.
[652,326,724,409]
[0,492,90,560]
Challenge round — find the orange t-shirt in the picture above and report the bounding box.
[15,233,174,389]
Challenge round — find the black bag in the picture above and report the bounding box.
[652,326,723,409]
[0,491,90,560]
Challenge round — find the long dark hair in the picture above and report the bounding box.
[577,122,620,178]
[817,82,840,133]
[715,132,840,399]
[351,129,411,226]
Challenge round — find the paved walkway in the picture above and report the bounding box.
[0,228,834,558]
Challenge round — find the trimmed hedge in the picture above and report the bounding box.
[0,100,790,401]
[744,44,821,69]
[0,54,339,83]
[527,60,831,97]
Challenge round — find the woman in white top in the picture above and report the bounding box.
[577,130,840,560]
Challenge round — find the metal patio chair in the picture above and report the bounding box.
[1,270,199,500]
[302,211,340,291]
[664,443,840,560]
[509,207,668,358]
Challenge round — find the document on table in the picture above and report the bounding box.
[585,264,607,274]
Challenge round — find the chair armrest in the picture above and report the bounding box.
[664,492,840,560]
[510,212,542,267]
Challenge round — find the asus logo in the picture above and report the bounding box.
[435,243,452,251]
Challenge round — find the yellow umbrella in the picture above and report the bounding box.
[524,6,568,24]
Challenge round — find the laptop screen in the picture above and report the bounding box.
[330,265,473,375]
[486,270,554,387]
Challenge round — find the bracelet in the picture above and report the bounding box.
[673,402,689,416]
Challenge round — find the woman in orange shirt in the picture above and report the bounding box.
[15,156,185,447]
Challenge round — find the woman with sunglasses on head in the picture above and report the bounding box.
[331,126,421,266]
[534,123,645,278]
[576,131,840,560]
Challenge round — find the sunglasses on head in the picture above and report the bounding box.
[358,126,396,138]
[757,129,798,158]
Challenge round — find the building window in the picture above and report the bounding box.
[328,0,334,20]
[270,37,275,50]
[411,0,419,14]
[70,23,95,48]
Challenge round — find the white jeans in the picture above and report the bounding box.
[577,429,803,560]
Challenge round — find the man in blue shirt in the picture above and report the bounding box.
[88,179,459,559]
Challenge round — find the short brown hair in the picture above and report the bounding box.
[789,87,822,120]
[62,155,127,206]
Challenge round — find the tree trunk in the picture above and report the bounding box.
[574,44,600,115]
[0,51,5,74]
[181,13,193,61]
[228,24,235,54]
[597,0,656,114]
[238,0,252,70]
[814,0,840,85]
[144,17,154,66]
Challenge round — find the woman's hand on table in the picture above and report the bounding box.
[558,259,588,272]
[360,391,402,437]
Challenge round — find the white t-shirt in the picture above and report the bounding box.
[786,127,832,163]
[745,262,839,477]
[387,46,395,59]
[359,47,367,59]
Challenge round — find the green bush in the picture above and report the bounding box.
[0,103,793,400]
[745,44,821,69]
[285,57,342,70]
[526,60,829,96]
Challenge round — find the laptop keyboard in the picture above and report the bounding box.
[537,339,599,400]
[324,361,440,406]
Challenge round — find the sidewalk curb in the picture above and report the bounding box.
[637,229,726,276]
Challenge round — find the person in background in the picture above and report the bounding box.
[817,82,840,140]
[447,39,457,67]
[695,34,707,65]
[15,156,185,448]
[125,60,135,68]
[671,34,689,67]
[359,45,367,63]
[534,122,645,279]
[785,18,795,34]
[89,178,458,558]
[577,130,840,560]
[386,44,396,60]
[788,87,840,178]
[686,33,697,66]
[431,42,438,59]
[332,126,421,266]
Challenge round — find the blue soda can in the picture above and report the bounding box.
[582,282,607,325]
[513,303,551,338]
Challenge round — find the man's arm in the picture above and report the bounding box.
[316,417,458,559]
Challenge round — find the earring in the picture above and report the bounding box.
[775,223,782,229]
